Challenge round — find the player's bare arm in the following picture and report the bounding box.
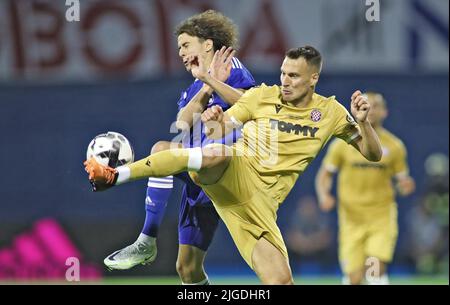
[192,47,245,104]
[176,59,213,131]
[176,49,244,130]
[315,166,336,212]
[349,90,383,161]
[396,174,416,196]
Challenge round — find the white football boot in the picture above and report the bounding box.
[104,234,157,270]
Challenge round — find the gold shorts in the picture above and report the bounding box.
[338,204,398,274]
[191,145,288,269]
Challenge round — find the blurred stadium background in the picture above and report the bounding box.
[0,0,448,285]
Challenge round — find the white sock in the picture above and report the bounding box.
[367,274,389,285]
[380,274,390,285]
[342,276,350,285]
[136,233,155,245]
[187,147,203,171]
[368,274,389,285]
[116,166,131,185]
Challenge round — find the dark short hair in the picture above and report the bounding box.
[285,46,322,72]
[175,10,239,51]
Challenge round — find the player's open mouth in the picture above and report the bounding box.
[282,90,291,95]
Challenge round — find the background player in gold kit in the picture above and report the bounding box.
[315,92,416,285]
[84,46,383,284]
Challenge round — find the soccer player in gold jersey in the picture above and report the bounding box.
[315,92,415,285]
[84,46,382,284]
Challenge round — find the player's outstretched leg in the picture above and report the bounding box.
[84,144,232,188]
[85,144,231,269]
[104,141,175,270]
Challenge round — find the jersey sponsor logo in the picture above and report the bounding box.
[352,162,387,170]
[286,114,303,120]
[269,119,319,137]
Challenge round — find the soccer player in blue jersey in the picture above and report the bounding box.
[103,10,255,285]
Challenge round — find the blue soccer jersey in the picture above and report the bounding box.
[176,57,255,206]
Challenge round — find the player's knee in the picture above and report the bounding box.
[276,274,294,285]
[151,141,171,154]
[266,272,294,285]
[175,259,201,282]
[175,260,186,278]
[201,145,230,169]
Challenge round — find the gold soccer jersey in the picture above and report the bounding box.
[322,128,409,272]
[196,84,361,268]
[226,84,361,204]
[323,128,408,218]
[110,83,366,270]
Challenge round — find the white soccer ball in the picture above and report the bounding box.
[86,131,134,168]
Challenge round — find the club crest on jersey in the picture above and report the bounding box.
[310,109,322,122]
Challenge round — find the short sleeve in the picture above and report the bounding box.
[322,139,344,173]
[392,140,409,176]
[226,65,256,90]
[225,86,261,125]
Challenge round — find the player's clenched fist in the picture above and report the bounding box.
[201,105,225,138]
[351,90,370,123]
[201,105,224,123]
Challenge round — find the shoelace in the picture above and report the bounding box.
[104,167,117,184]
[117,242,151,258]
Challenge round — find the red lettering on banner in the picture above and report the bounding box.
[2,0,289,79]
[155,0,217,72]
[8,0,25,76]
[240,0,287,61]
[32,1,66,69]
[81,2,143,72]
[155,0,172,71]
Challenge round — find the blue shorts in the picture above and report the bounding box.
[176,176,220,251]
[175,172,213,207]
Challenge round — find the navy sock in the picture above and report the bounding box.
[141,176,173,237]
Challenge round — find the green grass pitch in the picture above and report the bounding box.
[3,275,447,285]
